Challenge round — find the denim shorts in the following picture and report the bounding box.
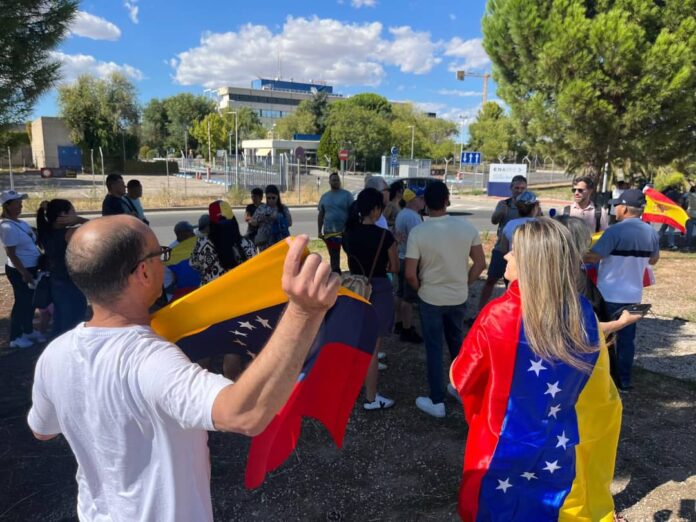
[397,262,419,303]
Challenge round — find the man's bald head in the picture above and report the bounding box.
[67,216,152,305]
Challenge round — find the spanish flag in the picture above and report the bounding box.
[451,282,622,521]
[151,240,379,488]
[643,187,688,233]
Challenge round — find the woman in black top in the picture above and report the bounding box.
[37,199,89,338]
[343,188,399,410]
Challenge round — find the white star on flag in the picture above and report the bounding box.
[548,404,561,419]
[556,431,570,450]
[543,460,561,474]
[238,321,255,330]
[520,472,538,481]
[528,359,547,377]
[496,478,513,493]
[256,316,272,329]
[233,339,247,347]
[544,381,562,398]
[230,330,248,337]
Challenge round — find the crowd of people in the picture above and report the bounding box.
[0,169,682,520]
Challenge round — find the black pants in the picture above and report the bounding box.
[5,265,38,341]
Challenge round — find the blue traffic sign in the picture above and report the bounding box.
[391,146,399,155]
[461,151,482,165]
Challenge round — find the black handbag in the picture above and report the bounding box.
[32,271,52,309]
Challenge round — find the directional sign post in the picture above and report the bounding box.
[390,146,399,175]
[460,151,482,165]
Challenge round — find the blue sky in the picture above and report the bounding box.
[35,0,494,129]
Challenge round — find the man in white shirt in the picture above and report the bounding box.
[405,182,486,418]
[28,215,339,521]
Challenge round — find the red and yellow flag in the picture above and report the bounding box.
[642,187,688,233]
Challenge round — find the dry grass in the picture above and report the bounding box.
[643,250,696,322]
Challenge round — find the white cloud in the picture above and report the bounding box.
[124,1,139,23]
[71,11,121,41]
[380,26,441,75]
[351,0,376,7]
[444,37,490,71]
[52,52,144,83]
[172,16,440,89]
[437,89,484,98]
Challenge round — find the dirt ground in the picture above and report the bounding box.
[0,274,694,521]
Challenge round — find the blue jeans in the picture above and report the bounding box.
[686,218,696,248]
[51,278,87,338]
[658,224,676,247]
[419,300,467,403]
[604,301,638,387]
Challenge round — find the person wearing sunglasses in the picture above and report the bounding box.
[562,176,609,233]
[250,185,292,251]
[27,215,340,521]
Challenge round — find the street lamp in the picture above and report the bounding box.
[408,125,415,160]
[225,111,239,189]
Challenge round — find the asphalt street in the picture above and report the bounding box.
[1,199,499,269]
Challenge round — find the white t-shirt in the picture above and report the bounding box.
[405,215,481,306]
[28,324,232,522]
[0,219,41,268]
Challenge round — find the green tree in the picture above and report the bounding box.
[389,104,458,160]
[141,98,168,150]
[0,0,77,126]
[318,126,339,169]
[326,101,392,171]
[189,108,264,160]
[307,91,330,133]
[482,0,696,181]
[161,93,216,153]
[58,73,140,166]
[346,93,393,117]
[468,102,525,163]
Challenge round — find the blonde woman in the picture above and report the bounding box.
[450,218,622,522]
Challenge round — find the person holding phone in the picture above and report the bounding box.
[585,189,659,392]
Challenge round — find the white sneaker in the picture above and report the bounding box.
[10,336,33,349]
[364,393,395,410]
[447,383,462,404]
[378,362,388,371]
[378,351,386,360]
[27,330,47,343]
[415,396,446,418]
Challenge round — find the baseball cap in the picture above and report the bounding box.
[403,187,425,203]
[515,191,538,205]
[364,176,388,191]
[174,221,194,235]
[208,200,234,224]
[198,214,210,231]
[609,188,646,208]
[0,190,28,205]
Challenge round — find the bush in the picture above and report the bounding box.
[139,145,150,159]
[145,149,158,160]
[654,170,687,192]
[123,160,179,175]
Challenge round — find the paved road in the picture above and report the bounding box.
[1,199,499,269]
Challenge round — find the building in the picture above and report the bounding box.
[217,79,343,127]
[30,117,79,169]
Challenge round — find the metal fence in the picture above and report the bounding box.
[176,157,289,192]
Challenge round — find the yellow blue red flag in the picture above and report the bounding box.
[451,282,622,521]
[151,240,379,488]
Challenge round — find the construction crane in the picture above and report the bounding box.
[456,70,491,106]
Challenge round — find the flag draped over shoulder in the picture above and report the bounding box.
[451,282,622,521]
[642,187,688,233]
[151,239,379,488]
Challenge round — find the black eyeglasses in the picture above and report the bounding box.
[130,246,171,274]
[571,188,586,193]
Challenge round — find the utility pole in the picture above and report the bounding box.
[408,125,415,159]
[456,70,491,106]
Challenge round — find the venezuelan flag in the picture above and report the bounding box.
[151,239,379,488]
[451,282,622,521]
[643,187,688,233]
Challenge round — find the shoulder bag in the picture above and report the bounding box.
[340,229,387,300]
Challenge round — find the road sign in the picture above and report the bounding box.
[339,149,349,161]
[390,146,399,155]
[295,146,305,160]
[461,151,482,165]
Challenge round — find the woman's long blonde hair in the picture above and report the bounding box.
[512,218,597,370]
